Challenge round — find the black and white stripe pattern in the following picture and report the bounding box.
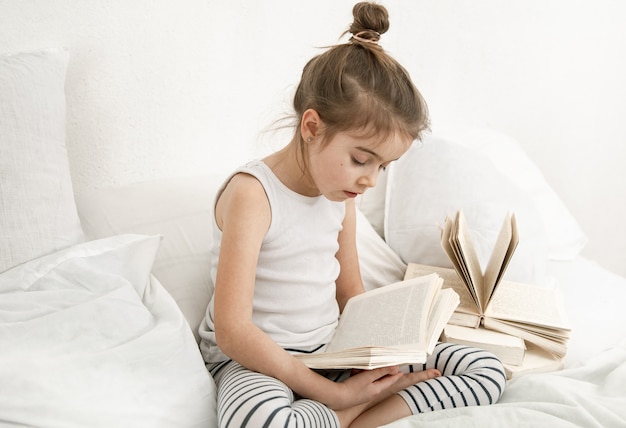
[208,360,340,428]
[398,342,507,413]
[207,342,506,427]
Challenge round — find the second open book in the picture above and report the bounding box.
[405,211,571,377]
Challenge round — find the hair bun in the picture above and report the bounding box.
[348,2,390,40]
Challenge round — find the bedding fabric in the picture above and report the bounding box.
[448,128,588,261]
[385,135,550,285]
[0,234,216,427]
[75,174,223,343]
[0,47,84,273]
[383,341,626,428]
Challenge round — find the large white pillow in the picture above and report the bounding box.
[385,134,550,285]
[0,47,84,273]
[356,167,389,238]
[449,128,587,260]
[355,206,406,291]
[75,174,224,343]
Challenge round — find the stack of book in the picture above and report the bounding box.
[405,211,570,379]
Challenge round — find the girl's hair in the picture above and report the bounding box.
[293,2,429,152]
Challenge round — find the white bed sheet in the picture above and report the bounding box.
[0,234,216,427]
[386,341,626,427]
[384,257,626,427]
[546,256,626,367]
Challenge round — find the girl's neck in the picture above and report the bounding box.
[263,142,320,197]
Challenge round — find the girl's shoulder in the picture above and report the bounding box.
[215,164,271,231]
[219,170,267,207]
[217,160,268,200]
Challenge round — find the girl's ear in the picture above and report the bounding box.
[300,109,322,142]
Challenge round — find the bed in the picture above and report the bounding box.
[2,48,625,428]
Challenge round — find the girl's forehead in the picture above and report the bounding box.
[349,131,412,158]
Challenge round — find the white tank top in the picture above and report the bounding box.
[199,160,345,362]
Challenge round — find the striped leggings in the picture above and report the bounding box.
[207,342,507,428]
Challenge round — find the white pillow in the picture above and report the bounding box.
[449,128,587,260]
[0,234,216,427]
[355,206,406,291]
[385,134,550,285]
[356,167,389,238]
[75,174,224,343]
[0,47,84,273]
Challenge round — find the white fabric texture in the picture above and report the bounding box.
[0,234,217,427]
[383,342,626,428]
[545,256,626,365]
[75,174,224,343]
[449,128,588,260]
[356,165,389,238]
[385,134,550,285]
[355,206,406,291]
[0,47,84,273]
[358,130,587,262]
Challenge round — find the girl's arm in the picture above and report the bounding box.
[335,199,365,312]
[212,174,403,410]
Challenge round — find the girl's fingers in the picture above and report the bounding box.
[352,366,403,390]
[343,366,442,407]
[392,368,441,392]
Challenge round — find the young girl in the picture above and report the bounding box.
[199,3,506,427]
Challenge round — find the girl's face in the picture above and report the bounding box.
[307,130,412,202]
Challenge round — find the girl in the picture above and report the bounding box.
[199,2,506,427]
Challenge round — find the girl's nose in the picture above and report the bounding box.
[358,170,378,188]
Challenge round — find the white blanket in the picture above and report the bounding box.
[0,235,216,427]
[385,341,626,427]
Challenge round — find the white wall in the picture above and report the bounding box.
[1,0,625,276]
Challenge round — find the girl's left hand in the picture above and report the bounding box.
[347,367,441,407]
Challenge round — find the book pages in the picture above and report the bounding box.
[424,288,460,352]
[440,215,481,311]
[326,274,440,353]
[483,213,519,307]
[484,281,570,331]
[294,273,460,370]
[405,263,481,327]
[454,211,486,312]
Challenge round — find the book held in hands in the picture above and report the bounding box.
[294,273,460,370]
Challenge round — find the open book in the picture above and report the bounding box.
[404,211,570,374]
[294,274,460,370]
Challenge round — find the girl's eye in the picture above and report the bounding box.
[379,165,387,171]
[351,157,366,166]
